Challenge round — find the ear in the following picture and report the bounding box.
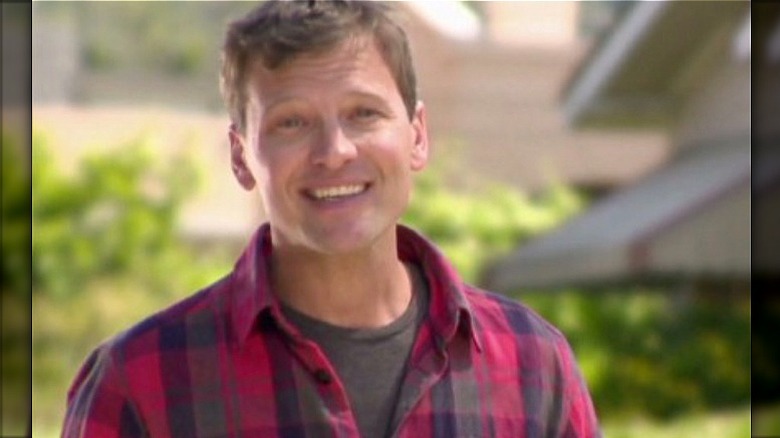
[229,124,257,191]
[409,101,430,172]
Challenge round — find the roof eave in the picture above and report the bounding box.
[561,1,749,130]
[562,1,669,128]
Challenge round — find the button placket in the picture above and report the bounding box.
[295,343,353,414]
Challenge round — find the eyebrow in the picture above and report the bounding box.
[260,89,396,116]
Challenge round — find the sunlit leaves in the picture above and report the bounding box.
[523,290,750,419]
[31,130,202,298]
[402,160,586,284]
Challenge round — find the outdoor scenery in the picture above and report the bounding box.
[6,1,770,437]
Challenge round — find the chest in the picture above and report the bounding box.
[126,330,557,437]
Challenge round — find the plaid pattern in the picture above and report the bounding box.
[63,224,601,437]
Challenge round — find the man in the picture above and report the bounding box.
[63,1,600,436]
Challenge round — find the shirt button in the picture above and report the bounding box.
[313,368,332,385]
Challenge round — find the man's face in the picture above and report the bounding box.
[230,37,429,255]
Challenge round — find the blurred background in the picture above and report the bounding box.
[10,0,775,436]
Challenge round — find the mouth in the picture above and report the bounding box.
[305,183,370,202]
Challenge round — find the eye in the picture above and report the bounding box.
[267,114,308,135]
[278,116,305,129]
[352,107,382,120]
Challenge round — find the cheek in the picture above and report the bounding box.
[256,147,302,195]
[369,131,416,168]
[257,160,286,191]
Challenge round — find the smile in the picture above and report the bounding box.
[307,184,369,201]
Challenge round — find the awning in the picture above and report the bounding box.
[482,137,750,292]
[561,1,749,129]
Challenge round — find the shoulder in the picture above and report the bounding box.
[99,273,232,367]
[64,275,234,434]
[462,284,567,344]
[459,285,602,436]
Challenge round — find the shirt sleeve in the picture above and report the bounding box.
[555,336,602,438]
[62,344,148,438]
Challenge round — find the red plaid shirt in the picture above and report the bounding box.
[63,224,600,437]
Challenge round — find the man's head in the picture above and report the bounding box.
[222,0,429,255]
[221,0,418,135]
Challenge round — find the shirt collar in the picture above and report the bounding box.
[230,223,278,344]
[396,225,482,352]
[230,223,482,351]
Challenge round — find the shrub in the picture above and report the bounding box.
[31,129,219,299]
[402,160,585,283]
[2,131,31,297]
[521,289,751,420]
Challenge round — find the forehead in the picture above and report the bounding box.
[245,37,401,106]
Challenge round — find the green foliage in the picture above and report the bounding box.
[31,129,215,299]
[753,403,780,436]
[402,160,585,283]
[83,40,119,71]
[602,405,751,438]
[2,131,31,296]
[39,2,259,77]
[1,131,32,436]
[521,290,751,420]
[31,127,238,434]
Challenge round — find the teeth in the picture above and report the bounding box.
[310,184,366,200]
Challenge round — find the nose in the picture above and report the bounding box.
[311,120,358,169]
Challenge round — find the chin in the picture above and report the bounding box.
[303,221,392,255]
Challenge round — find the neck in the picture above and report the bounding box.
[270,232,413,329]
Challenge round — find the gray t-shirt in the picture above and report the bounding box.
[281,265,428,438]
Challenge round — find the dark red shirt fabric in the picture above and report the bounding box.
[63,224,601,437]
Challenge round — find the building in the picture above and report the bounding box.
[400,1,667,195]
[484,1,758,294]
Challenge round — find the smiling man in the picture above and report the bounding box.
[63,1,600,437]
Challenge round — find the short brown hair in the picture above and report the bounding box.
[220,0,418,134]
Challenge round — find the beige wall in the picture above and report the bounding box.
[481,2,578,48]
[632,11,752,277]
[672,52,751,152]
[401,4,667,193]
[648,182,750,275]
[32,106,263,244]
